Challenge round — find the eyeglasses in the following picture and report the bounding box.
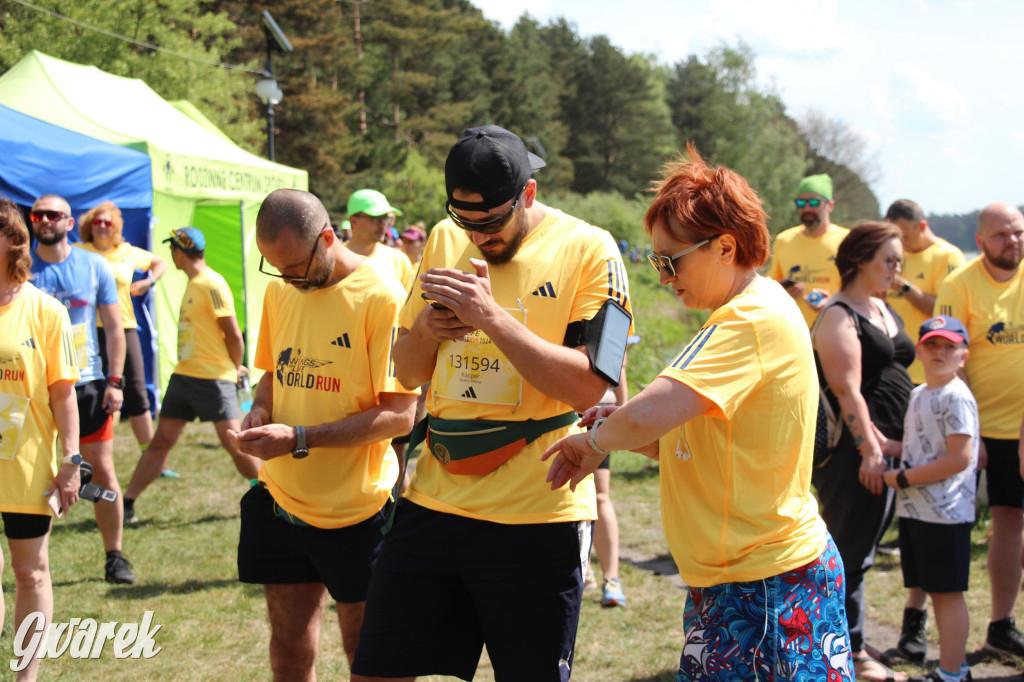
[884,256,903,270]
[259,229,325,284]
[356,213,394,227]
[29,209,70,223]
[647,235,720,278]
[445,186,525,235]
[92,219,114,228]
[794,198,824,209]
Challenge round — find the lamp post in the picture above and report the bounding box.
[257,11,292,161]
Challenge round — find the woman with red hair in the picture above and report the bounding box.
[544,145,853,680]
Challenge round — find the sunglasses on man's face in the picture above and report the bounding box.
[794,198,824,209]
[445,186,525,235]
[29,210,69,223]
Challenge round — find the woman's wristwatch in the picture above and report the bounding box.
[586,418,613,457]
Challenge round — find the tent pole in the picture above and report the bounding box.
[239,200,249,368]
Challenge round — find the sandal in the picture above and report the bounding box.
[853,654,909,682]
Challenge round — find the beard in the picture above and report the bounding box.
[292,248,333,293]
[799,212,821,228]
[983,243,1023,271]
[34,226,67,246]
[477,207,529,266]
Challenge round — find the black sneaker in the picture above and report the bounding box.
[897,607,928,662]
[984,616,1024,658]
[911,670,972,682]
[123,500,138,527]
[105,553,138,584]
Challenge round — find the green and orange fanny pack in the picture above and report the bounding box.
[406,411,579,476]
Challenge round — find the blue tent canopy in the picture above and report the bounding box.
[0,103,159,407]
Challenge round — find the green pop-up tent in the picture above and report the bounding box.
[0,50,308,390]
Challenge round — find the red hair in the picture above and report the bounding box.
[645,142,770,268]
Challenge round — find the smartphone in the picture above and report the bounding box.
[420,292,449,310]
[779,278,797,289]
[47,493,63,518]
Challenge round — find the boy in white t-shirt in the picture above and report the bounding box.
[884,315,979,682]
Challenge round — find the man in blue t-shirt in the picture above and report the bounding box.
[30,193,137,584]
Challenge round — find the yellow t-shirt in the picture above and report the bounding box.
[175,268,237,382]
[936,258,1024,438]
[255,260,417,529]
[889,238,966,383]
[74,241,154,329]
[400,210,632,524]
[657,276,827,587]
[768,224,848,327]
[368,243,416,291]
[0,284,80,514]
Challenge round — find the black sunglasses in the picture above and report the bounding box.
[30,209,70,223]
[445,186,526,234]
[259,229,325,284]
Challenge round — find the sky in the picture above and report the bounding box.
[471,0,1023,216]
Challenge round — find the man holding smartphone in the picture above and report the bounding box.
[29,193,136,584]
[351,125,632,682]
[768,174,848,327]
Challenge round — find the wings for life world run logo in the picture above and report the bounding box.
[787,264,833,284]
[986,322,1024,345]
[275,347,343,393]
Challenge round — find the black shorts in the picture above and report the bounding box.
[352,500,586,682]
[160,374,240,423]
[75,379,113,441]
[98,327,150,417]
[237,484,389,604]
[984,437,1023,508]
[898,517,972,593]
[1,512,52,540]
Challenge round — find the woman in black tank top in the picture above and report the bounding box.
[812,222,914,681]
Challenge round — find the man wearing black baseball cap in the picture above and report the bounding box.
[352,125,633,682]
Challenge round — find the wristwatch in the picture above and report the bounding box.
[900,282,912,295]
[106,375,125,389]
[292,425,310,459]
[62,452,83,465]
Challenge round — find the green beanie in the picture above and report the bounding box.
[796,174,833,201]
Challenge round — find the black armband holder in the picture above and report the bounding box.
[562,299,632,387]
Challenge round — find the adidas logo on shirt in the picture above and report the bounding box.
[331,334,351,348]
[916,273,925,279]
[461,386,478,399]
[531,282,556,298]
[21,338,37,349]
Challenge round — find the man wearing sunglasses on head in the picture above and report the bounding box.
[28,194,136,584]
[345,189,415,291]
[351,125,632,682]
[768,173,848,327]
[122,227,261,526]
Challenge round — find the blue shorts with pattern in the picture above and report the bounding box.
[678,532,854,682]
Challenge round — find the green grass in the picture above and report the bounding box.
[4,262,1018,680]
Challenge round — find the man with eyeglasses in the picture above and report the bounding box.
[768,173,848,327]
[28,194,136,583]
[122,227,260,525]
[351,125,631,682]
[345,189,415,291]
[224,189,418,677]
[936,203,1024,659]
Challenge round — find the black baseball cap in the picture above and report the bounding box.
[445,125,546,212]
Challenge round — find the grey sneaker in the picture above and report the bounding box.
[897,607,927,662]
[104,554,138,584]
[984,616,1024,658]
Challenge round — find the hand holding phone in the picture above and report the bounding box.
[46,493,63,518]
